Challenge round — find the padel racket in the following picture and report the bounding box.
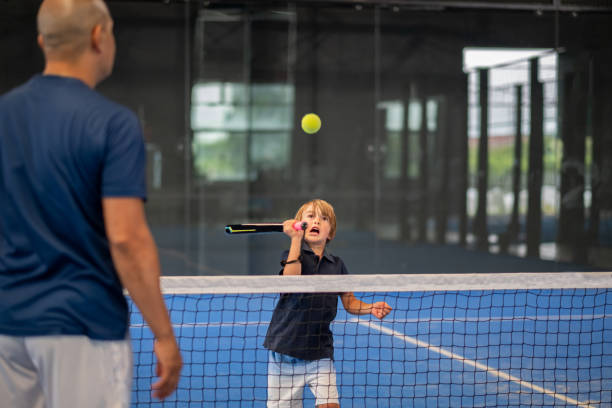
[225,222,306,235]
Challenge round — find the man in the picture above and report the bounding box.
[0,1,182,407]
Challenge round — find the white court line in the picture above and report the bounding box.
[357,319,596,408]
[130,321,262,328]
[343,314,611,323]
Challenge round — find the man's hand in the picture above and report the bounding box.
[371,301,392,319]
[151,337,183,400]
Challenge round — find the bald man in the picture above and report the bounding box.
[0,1,182,407]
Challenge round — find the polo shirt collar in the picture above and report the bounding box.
[301,241,335,263]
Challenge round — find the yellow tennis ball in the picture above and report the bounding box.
[301,113,321,134]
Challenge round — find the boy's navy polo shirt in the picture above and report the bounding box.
[0,75,146,340]
[264,242,349,361]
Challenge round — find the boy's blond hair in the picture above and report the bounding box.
[294,199,337,241]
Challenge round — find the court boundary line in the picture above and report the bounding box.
[357,319,597,408]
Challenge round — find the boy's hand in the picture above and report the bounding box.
[371,301,392,319]
[283,219,304,240]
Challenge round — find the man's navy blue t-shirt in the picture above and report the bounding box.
[263,243,349,361]
[0,75,146,340]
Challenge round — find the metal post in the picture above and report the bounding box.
[417,96,429,242]
[504,84,523,252]
[526,58,543,258]
[474,68,489,251]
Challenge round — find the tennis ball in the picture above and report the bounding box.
[301,113,321,134]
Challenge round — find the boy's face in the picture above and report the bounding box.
[299,204,331,245]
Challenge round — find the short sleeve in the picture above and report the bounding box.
[101,110,147,199]
[278,250,290,275]
[338,257,349,275]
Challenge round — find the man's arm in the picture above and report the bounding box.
[340,292,392,319]
[102,197,182,400]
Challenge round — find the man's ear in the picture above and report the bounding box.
[37,34,45,50]
[91,24,103,52]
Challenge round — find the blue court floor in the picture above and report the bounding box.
[129,289,612,407]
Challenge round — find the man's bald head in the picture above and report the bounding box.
[38,0,111,61]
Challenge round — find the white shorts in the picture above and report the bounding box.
[0,334,132,408]
[267,351,339,408]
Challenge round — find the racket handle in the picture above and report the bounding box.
[293,221,307,231]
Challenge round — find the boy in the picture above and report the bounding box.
[264,199,392,408]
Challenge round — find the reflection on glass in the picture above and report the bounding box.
[465,48,561,218]
[191,82,294,181]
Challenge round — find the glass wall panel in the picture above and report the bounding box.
[2,0,611,275]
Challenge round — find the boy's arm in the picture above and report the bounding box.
[340,292,392,319]
[281,219,303,275]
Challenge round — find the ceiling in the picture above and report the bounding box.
[1,0,612,13]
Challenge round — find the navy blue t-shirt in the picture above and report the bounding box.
[263,242,349,361]
[0,75,146,340]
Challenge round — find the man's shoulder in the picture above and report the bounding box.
[73,85,133,117]
[66,85,139,133]
[0,76,35,103]
[92,95,138,124]
[1,75,135,120]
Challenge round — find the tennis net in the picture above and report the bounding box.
[129,272,612,407]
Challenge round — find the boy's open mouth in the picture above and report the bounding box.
[309,226,320,234]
